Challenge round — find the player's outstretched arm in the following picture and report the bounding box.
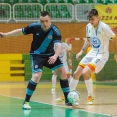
[76,38,90,60]
[0,29,23,38]
[113,36,117,62]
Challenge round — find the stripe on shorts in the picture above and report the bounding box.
[88,63,96,71]
[79,63,85,68]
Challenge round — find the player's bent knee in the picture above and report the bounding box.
[32,72,42,82]
[61,71,67,77]
[56,67,67,78]
[82,72,90,80]
[58,71,67,79]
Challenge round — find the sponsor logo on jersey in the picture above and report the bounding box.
[48,35,52,39]
[92,37,101,48]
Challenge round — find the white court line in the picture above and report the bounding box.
[0,94,112,117]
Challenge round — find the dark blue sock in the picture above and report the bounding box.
[60,79,70,102]
[25,80,37,102]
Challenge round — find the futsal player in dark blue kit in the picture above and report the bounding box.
[0,11,72,109]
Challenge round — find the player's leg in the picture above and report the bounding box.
[85,56,107,105]
[54,64,68,103]
[63,61,72,83]
[54,66,72,105]
[70,53,96,104]
[51,71,57,93]
[50,57,74,106]
[23,72,42,109]
[23,55,44,109]
[81,66,94,104]
[55,66,78,106]
[55,61,73,103]
[69,54,92,91]
[55,59,86,103]
[69,65,84,91]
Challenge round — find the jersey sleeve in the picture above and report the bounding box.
[53,27,62,43]
[65,43,71,51]
[104,25,116,40]
[86,24,90,38]
[22,23,34,35]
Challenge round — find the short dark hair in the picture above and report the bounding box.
[87,9,98,19]
[40,11,50,17]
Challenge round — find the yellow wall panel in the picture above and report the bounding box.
[0,61,10,66]
[0,67,10,73]
[0,54,22,60]
[0,74,10,82]
[0,54,24,82]
[9,77,24,82]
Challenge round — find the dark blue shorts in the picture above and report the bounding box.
[30,54,63,73]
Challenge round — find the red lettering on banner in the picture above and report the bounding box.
[109,16,112,20]
[105,16,109,20]
[101,16,105,20]
[114,16,117,20]
[101,16,112,20]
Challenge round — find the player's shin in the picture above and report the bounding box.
[85,78,94,105]
[69,78,79,91]
[25,80,38,102]
[59,79,70,103]
[85,78,93,96]
[23,80,38,109]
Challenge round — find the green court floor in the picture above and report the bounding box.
[0,95,112,117]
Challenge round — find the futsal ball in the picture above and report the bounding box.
[67,90,80,105]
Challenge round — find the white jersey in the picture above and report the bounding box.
[54,42,71,62]
[79,21,116,73]
[59,42,71,62]
[86,21,115,55]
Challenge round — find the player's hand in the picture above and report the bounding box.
[48,55,57,64]
[114,53,117,62]
[0,32,4,38]
[76,52,82,60]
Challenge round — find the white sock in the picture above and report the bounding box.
[85,78,93,96]
[52,74,57,88]
[68,75,72,83]
[69,78,79,91]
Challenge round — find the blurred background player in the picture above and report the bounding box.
[51,42,73,93]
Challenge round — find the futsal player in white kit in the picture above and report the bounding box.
[56,9,117,105]
[51,42,73,93]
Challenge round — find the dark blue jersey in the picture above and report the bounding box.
[22,22,62,55]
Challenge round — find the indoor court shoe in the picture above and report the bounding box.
[87,96,94,105]
[65,101,78,106]
[65,102,72,106]
[55,95,65,103]
[22,102,31,110]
